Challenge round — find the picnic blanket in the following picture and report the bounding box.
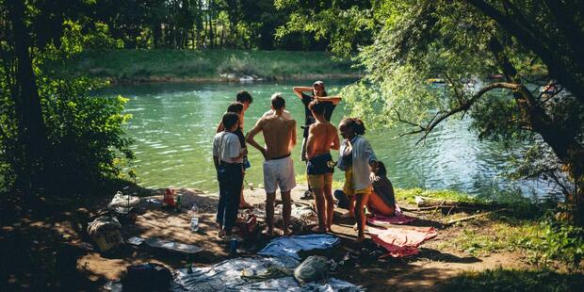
[367,205,416,226]
[368,226,437,258]
[258,234,340,260]
[171,256,362,291]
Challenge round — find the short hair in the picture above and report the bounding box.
[222,112,240,130]
[271,93,285,110]
[376,161,387,176]
[340,117,366,135]
[308,100,326,116]
[226,102,244,114]
[236,90,253,104]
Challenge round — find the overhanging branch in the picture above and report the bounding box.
[397,82,520,144]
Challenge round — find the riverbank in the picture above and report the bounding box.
[49,49,362,83]
[1,181,582,291]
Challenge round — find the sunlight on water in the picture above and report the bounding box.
[95,80,553,196]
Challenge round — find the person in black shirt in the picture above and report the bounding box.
[292,81,342,163]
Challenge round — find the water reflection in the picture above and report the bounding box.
[94,80,552,197]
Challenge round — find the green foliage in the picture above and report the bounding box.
[0,13,134,194]
[217,55,259,76]
[50,49,357,81]
[515,215,584,268]
[441,268,584,292]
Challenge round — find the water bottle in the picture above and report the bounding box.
[190,204,199,232]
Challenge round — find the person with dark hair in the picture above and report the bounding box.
[246,93,297,236]
[293,81,341,162]
[216,102,253,209]
[368,161,396,216]
[335,161,396,217]
[306,100,340,233]
[213,112,247,238]
[338,117,378,242]
[236,90,253,111]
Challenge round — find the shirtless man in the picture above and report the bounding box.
[306,100,340,232]
[246,93,297,236]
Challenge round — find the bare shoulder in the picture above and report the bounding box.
[327,123,338,131]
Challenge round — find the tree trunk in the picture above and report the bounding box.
[489,36,584,226]
[6,0,50,193]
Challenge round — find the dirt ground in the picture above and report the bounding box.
[0,184,543,291]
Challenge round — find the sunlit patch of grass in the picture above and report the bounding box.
[395,188,481,204]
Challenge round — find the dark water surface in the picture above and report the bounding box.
[95,80,551,196]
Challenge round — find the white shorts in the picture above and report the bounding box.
[263,156,296,193]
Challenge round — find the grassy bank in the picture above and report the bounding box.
[50,49,361,82]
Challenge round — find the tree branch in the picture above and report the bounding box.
[400,82,520,144]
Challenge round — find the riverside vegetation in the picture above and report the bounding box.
[49,49,359,83]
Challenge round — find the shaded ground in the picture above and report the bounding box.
[0,183,581,291]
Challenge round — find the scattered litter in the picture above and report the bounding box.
[127,236,145,246]
[145,237,204,254]
[87,216,123,252]
[146,198,162,205]
[258,234,340,260]
[368,226,437,258]
[108,191,140,210]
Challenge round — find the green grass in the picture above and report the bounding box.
[440,268,584,292]
[395,187,481,204]
[49,49,360,81]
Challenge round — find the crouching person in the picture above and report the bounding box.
[213,112,247,238]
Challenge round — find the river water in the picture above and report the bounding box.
[95,80,551,196]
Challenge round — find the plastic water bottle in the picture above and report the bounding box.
[190,204,199,232]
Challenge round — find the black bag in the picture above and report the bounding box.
[122,263,172,291]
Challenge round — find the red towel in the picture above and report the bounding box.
[368,226,437,258]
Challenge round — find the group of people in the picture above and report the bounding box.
[212,81,396,242]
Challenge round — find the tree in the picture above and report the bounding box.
[0,0,133,197]
[278,0,584,224]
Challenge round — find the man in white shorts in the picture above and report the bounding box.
[246,93,296,236]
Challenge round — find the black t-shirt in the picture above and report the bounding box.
[301,93,336,137]
[233,127,246,148]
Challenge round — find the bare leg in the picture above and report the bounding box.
[239,185,253,208]
[265,192,276,236]
[355,192,370,242]
[281,191,292,235]
[312,187,327,232]
[341,195,356,218]
[323,174,334,232]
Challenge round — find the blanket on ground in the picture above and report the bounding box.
[368,226,437,258]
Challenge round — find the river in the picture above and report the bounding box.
[95,79,553,197]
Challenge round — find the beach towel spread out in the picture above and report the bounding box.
[171,257,362,292]
[367,204,416,227]
[258,234,340,260]
[368,226,437,258]
[367,205,416,226]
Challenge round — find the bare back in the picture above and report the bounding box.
[261,115,296,158]
[306,121,339,159]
